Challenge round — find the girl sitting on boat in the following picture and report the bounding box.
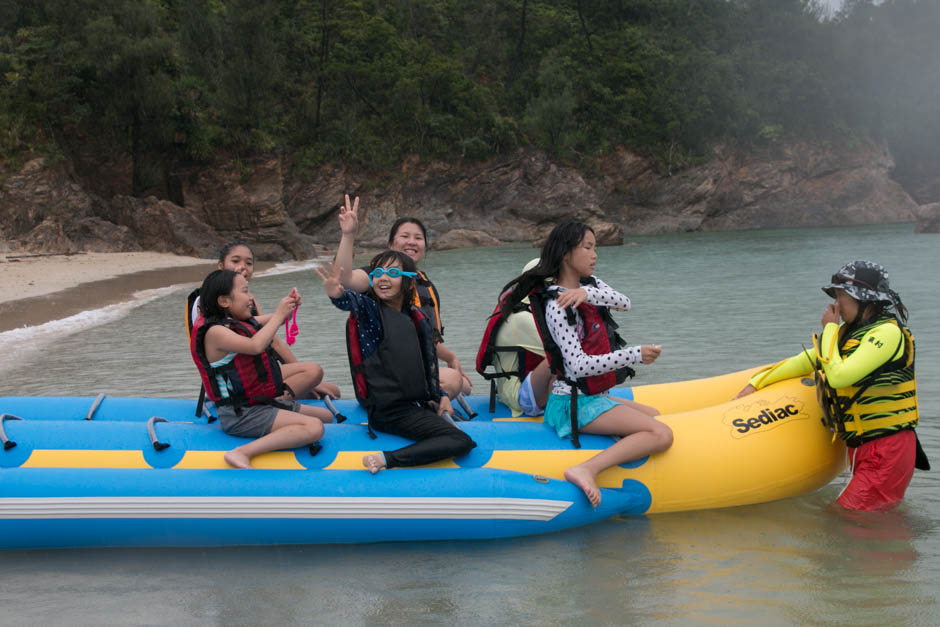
[333,195,472,400]
[316,251,475,474]
[190,269,330,469]
[188,240,341,400]
[498,221,673,506]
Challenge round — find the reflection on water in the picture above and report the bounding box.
[0,490,935,625]
[1,224,940,623]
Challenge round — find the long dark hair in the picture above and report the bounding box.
[388,217,429,248]
[499,221,594,318]
[199,269,239,322]
[368,250,418,310]
[218,240,254,264]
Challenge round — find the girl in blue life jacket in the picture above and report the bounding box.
[315,250,475,474]
[189,241,341,401]
[498,221,673,507]
[190,269,331,469]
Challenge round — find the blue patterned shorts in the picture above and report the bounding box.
[543,392,620,439]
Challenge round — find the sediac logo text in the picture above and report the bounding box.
[724,398,807,438]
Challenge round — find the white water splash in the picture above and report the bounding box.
[256,257,328,278]
[0,257,330,363]
[0,284,184,362]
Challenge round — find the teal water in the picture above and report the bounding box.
[1,223,938,624]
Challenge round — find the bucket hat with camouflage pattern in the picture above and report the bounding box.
[821,260,899,305]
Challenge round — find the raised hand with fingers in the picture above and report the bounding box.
[315,262,345,299]
[338,194,360,235]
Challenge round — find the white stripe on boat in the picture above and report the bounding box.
[0,497,572,520]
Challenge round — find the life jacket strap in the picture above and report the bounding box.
[849,397,917,416]
[570,384,581,449]
[843,409,918,435]
[841,379,916,398]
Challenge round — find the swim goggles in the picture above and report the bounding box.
[369,266,417,287]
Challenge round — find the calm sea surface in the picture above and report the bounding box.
[1,223,938,625]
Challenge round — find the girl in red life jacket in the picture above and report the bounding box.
[192,269,329,469]
[210,241,341,401]
[498,221,673,507]
[315,250,475,474]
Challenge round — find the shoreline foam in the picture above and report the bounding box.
[0,254,327,340]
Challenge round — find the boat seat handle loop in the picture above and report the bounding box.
[146,416,170,451]
[0,414,24,450]
[85,393,105,420]
[456,394,478,420]
[322,396,347,424]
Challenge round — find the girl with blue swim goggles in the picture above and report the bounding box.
[369,266,417,287]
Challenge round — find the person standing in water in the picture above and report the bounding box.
[736,261,924,512]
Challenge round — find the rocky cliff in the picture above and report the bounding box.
[0,138,929,259]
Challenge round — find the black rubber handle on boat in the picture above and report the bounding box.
[323,396,347,424]
[146,416,170,451]
[85,393,105,420]
[0,414,23,450]
[456,394,478,420]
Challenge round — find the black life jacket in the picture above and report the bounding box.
[528,277,635,447]
[190,316,286,412]
[345,301,440,428]
[475,293,545,412]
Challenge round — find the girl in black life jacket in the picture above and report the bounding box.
[191,270,329,469]
[334,194,473,400]
[316,250,475,474]
[499,221,673,506]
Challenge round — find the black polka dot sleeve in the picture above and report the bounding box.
[545,287,642,396]
[583,276,631,311]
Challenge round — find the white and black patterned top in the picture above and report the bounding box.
[545,276,643,396]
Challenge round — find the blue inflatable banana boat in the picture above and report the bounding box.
[0,367,846,549]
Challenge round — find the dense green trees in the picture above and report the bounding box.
[1,0,938,192]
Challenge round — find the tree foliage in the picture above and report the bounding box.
[1,0,938,191]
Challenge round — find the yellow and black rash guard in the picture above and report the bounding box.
[749,314,917,445]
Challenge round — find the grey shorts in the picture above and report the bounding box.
[217,401,301,438]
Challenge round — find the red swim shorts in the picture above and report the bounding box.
[836,429,916,512]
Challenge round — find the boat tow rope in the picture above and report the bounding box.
[85,393,105,420]
[0,414,23,450]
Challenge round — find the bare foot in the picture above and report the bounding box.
[224,448,252,469]
[362,453,387,474]
[565,465,601,507]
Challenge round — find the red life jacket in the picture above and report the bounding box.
[475,293,545,412]
[190,317,285,410]
[528,279,635,447]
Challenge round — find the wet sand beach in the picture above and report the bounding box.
[0,252,234,332]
